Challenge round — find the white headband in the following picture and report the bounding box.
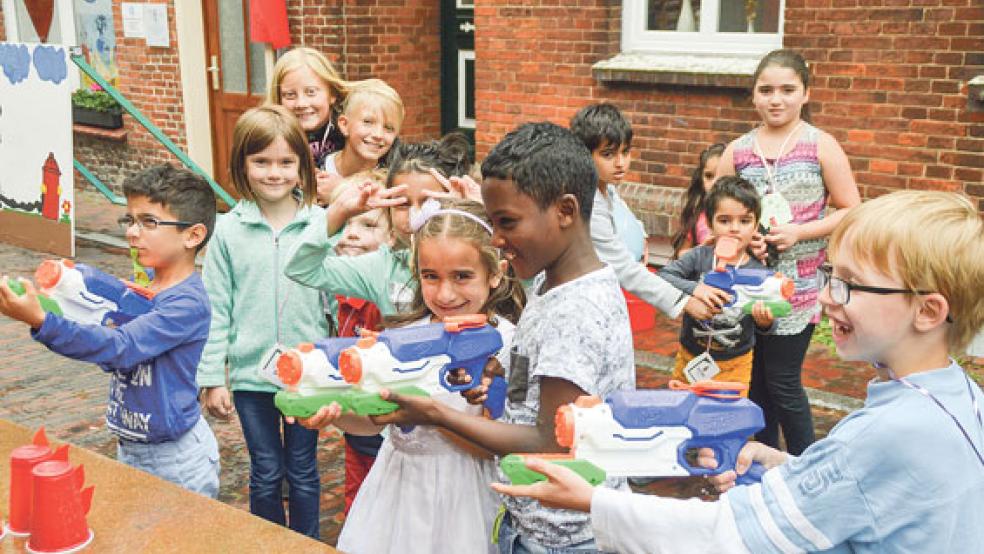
[409,198,493,235]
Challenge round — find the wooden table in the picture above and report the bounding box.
[0,420,338,553]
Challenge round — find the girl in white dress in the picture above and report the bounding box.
[296,198,524,553]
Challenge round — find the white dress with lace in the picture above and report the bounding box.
[336,316,514,554]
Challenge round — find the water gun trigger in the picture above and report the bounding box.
[736,462,767,485]
[439,365,466,393]
[679,439,762,484]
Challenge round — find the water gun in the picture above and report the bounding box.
[23,259,155,327]
[500,381,767,487]
[5,277,63,316]
[705,236,794,318]
[273,314,508,419]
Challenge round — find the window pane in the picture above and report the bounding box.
[647,0,702,32]
[718,0,780,33]
[249,42,267,94]
[464,57,475,121]
[219,0,247,93]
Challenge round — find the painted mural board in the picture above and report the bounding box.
[0,42,75,257]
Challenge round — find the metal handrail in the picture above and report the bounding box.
[70,49,236,207]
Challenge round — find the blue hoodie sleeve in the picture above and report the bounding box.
[32,288,209,373]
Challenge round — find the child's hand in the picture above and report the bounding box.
[697,442,788,493]
[285,402,344,430]
[369,389,443,427]
[751,301,774,329]
[0,277,46,329]
[337,180,408,217]
[423,168,484,204]
[693,284,731,310]
[764,224,801,253]
[201,386,234,420]
[316,170,344,205]
[453,358,505,406]
[490,456,594,512]
[683,296,714,321]
[328,181,408,235]
[750,231,769,261]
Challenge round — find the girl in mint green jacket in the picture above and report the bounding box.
[197,106,330,539]
[285,133,476,316]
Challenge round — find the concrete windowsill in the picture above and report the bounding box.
[73,124,128,142]
[593,52,760,89]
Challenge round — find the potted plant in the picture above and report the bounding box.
[72,84,124,129]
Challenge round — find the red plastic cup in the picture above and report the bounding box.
[26,461,94,554]
[7,427,69,537]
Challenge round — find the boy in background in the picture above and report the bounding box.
[571,103,714,322]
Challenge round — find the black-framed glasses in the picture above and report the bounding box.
[117,214,194,233]
[817,264,952,322]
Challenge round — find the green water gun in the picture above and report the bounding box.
[5,277,64,316]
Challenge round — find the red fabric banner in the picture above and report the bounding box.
[249,0,291,49]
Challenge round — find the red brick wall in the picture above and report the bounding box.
[336,1,442,142]
[108,0,185,164]
[787,0,984,208]
[475,1,984,234]
[72,0,184,194]
[70,0,441,194]
[286,0,442,143]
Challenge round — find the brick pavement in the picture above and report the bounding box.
[1,183,980,547]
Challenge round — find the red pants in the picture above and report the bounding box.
[344,440,377,515]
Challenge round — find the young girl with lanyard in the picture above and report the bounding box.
[267,47,349,206]
[715,49,861,455]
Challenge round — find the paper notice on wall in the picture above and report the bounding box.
[122,3,144,38]
[143,4,169,47]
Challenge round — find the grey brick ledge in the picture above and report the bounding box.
[593,52,758,89]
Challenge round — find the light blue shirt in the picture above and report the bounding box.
[728,361,984,553]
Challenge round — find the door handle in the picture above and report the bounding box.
[207,55,220,91]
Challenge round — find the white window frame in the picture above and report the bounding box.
[622,1,783,57]
[457,49,475,129]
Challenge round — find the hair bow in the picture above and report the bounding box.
[409,198,442,233]
[408,197,493,235]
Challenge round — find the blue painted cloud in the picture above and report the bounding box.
[0,43,31,85]
[33,46,67,84]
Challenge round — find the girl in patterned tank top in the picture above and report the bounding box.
[715,49,861,455]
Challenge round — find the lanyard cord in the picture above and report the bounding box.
[753,122,802,195]
[883,364,984,468]
[319,121,333,155]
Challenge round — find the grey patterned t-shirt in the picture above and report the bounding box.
[497,265,635,547]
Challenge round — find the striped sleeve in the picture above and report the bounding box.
[725,439,871,553]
